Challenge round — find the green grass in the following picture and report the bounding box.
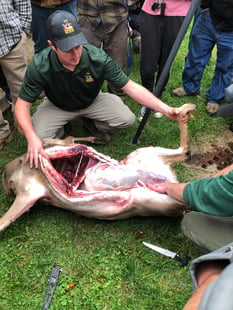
[0,29,232,309]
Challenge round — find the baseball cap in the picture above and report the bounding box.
[47,10,87,52]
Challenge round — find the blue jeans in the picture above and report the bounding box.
[31,0,77,53]
[182,10,233,103]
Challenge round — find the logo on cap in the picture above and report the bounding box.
[63,19,75,35]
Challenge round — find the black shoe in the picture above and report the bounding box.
[82,118,110,145]
[217,103,233,117]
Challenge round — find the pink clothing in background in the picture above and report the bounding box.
[142,0,191,16]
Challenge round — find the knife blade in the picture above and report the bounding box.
[143,241,191,267]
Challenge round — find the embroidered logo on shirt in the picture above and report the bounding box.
[62,19,75,35]
[85,72,94,83]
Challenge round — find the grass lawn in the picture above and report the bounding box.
[0,28,232,309]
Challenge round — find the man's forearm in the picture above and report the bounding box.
[164,182,188,204]
[122,80,172,115]
[183,261,226,310]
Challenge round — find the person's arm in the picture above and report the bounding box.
[122,80,180,120]
[14,98,48,168]
[212,163,233,177]
[154,163,233,204]
[18,0,32,34]
[183,261,226,310]
[152,181,188,204]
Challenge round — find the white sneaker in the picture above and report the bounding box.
[154,111,163,118]
[138,106,163,121]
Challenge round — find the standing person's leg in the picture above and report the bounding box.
[129,12,141,33]
[32,0,78,54]
[79,16,128,97]
[0,66,12,103]
[206,31,233,103]
[0,109,12,149]
[31,5,53,53]
[59,0,78,17]
[140,12,161,92]
[181,212,233,253]
[78,15,103,47]
[103,20,128,97]
[1,32,27,106]
[158,16,185,88]
[181,11,215,94]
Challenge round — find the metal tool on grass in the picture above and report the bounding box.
[42,265,61,310]
[143,241,191,267]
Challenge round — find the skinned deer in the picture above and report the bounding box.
[0,103,196,232]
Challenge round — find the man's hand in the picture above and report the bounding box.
[163,107,180,121]
[164,108,194,122]
[153,181,188,204]
[26,136,49,168]
[152,182,168,194]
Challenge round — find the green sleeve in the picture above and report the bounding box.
[183,171,233,216]
[19,53,47,103]
[104,60,129,88]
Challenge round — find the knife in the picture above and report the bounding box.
[143,241,191,267]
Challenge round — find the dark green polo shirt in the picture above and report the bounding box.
[19,44,129,111]
[183,170,233,216]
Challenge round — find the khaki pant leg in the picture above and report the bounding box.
[79,91,135,132]
[32,98,80,139]
[32,92,135,139]
[0,32,27,106]
[181,211,233,253]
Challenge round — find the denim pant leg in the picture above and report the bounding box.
[206,31,233,103]
[0,32,27,106]
[32,0,77,53]
[182,11,215,94]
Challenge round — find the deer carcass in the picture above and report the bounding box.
[0,103,196,232]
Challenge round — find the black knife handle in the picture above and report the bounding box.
[174,254,191,267]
